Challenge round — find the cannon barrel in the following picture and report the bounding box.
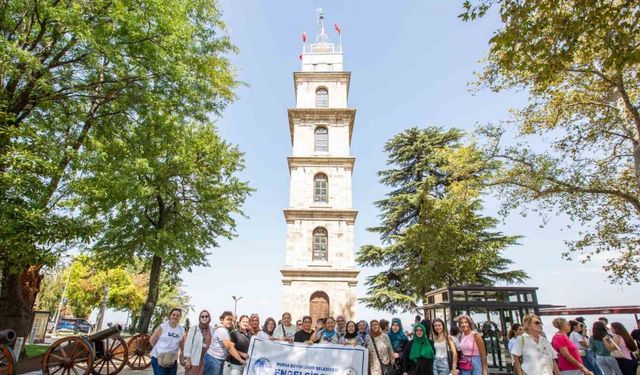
[86,324,122,342]
[0,329,16,345]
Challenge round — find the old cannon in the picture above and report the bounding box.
[0,329,16,375]
[42,325,128,375]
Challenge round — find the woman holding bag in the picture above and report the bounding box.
[590,321,623,375]
[184,310,213,375]
[369,320,395,375]
[150,308,185,375]
[458,315,488,375]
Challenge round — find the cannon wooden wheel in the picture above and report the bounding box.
[43,336,94,375]
[0,344,15,375]
[92,335,128,375]
[126,334,151,370]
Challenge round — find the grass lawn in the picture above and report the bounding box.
[24,344,49,358]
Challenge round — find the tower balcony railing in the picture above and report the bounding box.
[305,43,342,54]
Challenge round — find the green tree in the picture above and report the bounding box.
[0,0,237,336]
[37,256,146,319]
[358,127,527,313]
[461,1,640,283]
[35,264,67,316]
[77,117,250,333]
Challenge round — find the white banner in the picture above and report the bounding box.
[243,337,369,375]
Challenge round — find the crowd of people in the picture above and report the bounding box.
[508,315,639,375]
[147,308,640,375]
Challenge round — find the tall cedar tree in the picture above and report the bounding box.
[461,1,640,283]
[358,127,527,313]
[0,0,238,336]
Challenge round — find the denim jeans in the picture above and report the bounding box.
[151,356,177,375]
[595,355,623,375]
[583,352,603,375]
[433,357,449,375]
[204,354,226,375]
[460,356,482,375]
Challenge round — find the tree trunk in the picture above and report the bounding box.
[136,255,163,334]
[95,284,109,332]
[0,264,44,338]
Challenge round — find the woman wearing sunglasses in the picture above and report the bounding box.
[184,310,213,375]
[511,314,560,375]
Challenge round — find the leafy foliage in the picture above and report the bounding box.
[0,0,238,272]
[358,127,527,313]
[37,255,146,319]
[461,1,640,283]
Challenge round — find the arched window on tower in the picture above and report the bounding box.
[314,127,328,152]
[312,227,328,261]
[314,174,328,203]
[316,87,328,108]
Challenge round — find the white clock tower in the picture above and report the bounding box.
[281,10,359,322]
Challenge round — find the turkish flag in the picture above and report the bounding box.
[334,24,341,34]
[299,54,303,60]
[302,32,307,43]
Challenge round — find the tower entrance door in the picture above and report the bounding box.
[309,291,330,324]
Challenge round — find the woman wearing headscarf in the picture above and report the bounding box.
[369,320,395,375]
[311,317,341,344]
[341,321,359,346]
[184,310,213,375]
[357,320,371,348]
[402,323,434,375]
[389,318,409,362]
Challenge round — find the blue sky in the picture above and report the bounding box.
[107,1,639,331]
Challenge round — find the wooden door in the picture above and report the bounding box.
[309,292,330,324]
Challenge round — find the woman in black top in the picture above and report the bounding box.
[294,316,314,343]
[229,315,252,375]
[402,323,435,375]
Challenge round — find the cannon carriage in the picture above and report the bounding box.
[5,326,153,375]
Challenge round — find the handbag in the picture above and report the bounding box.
[609,337,624,358]
[371,335,396,375]
[158,351,178,367]
[459,333,477,371]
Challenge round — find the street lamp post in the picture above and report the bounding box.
[232,295,243,317]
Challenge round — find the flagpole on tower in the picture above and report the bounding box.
[335,23,342,52]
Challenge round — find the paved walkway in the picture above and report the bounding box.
[21,364,186,375]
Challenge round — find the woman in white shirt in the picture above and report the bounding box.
[183,310,213,375]
[510,314,561,375]
[204,311,246,375]
[273,312,296,342]
[508,323,524,353]
[432,318,458,375]
[150,308,185,375]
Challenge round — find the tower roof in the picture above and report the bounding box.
[300,8,343,72]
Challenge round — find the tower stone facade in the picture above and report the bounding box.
[281,12,358,323]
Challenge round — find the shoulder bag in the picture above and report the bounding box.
[372,335,395,375]
[608,336,624,358]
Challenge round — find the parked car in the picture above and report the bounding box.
[56,318,93,334]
